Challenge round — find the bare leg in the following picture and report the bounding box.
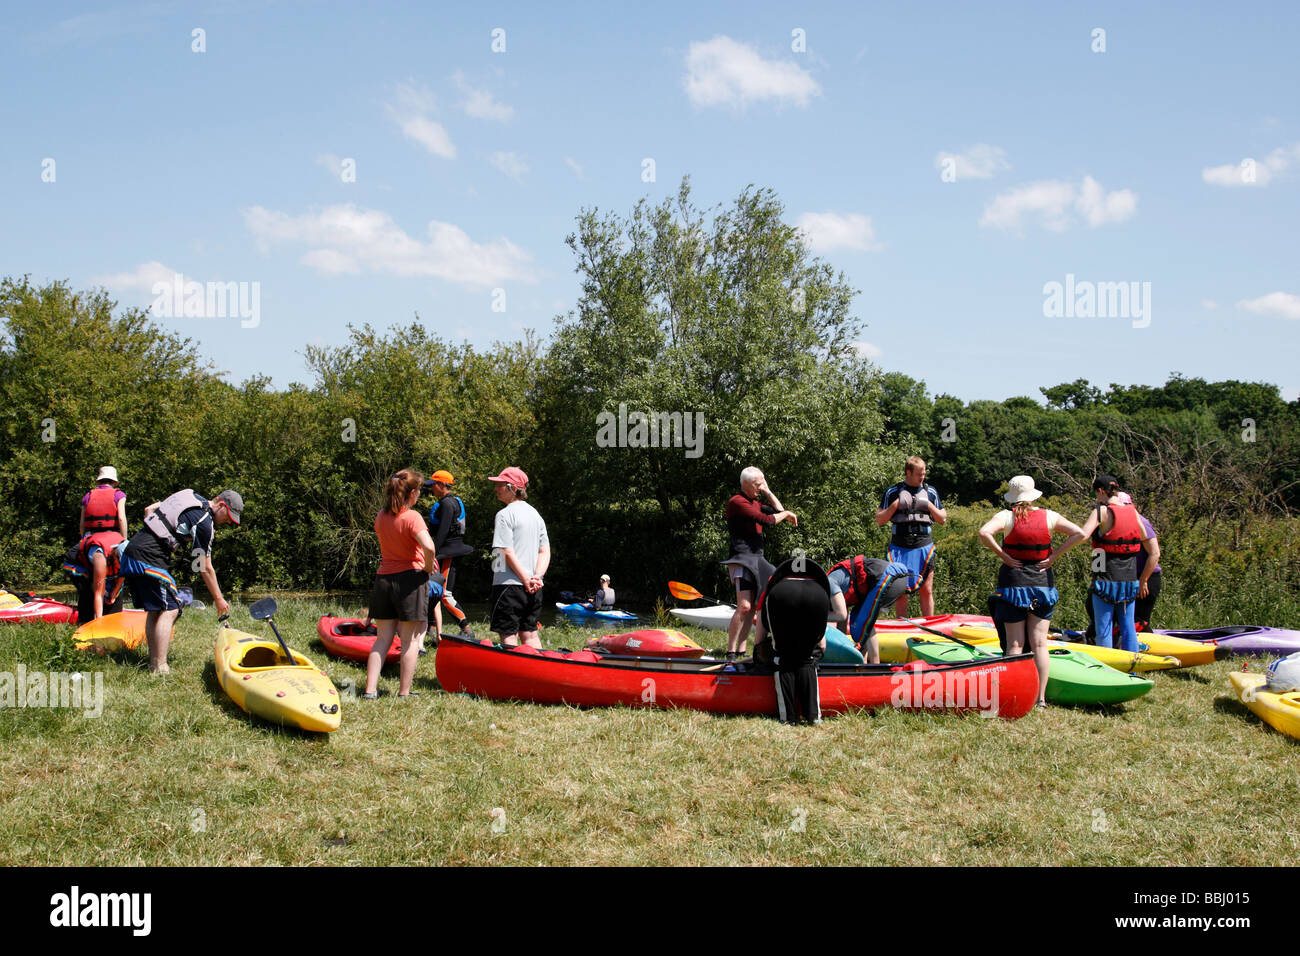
[146,608,180,673]
[91,552,108,619]
[397,620,422,695]
[893,592,910,619]
[918,572,935,617]
[365,619,397,695]
[1026,614,1051,705]
[727,589,755,655]
[518,628,542,648]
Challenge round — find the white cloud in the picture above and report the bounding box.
[452,71,513,122]
[315,153,343,178]
[934,144,1010,180]
[852,341,883,359]
[489,151,529,182]
[387,83,455,159]
[980,176,1137,232]
[1202,144,1300,188]
[300,249,360,275]
[92,260,178,293]
[795,212,883,252]
[243,204,535,288]
[1237,292,1300,320]
[684,35,820,109]
[1075,175,1138,227]
[564,157,585,180]
[1201,299,1218,310]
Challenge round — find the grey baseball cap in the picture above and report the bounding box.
[214,489,244,524]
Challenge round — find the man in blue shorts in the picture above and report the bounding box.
[119,488,242,673]
[876,457,946,617]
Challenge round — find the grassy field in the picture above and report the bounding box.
[1,596,1298,866]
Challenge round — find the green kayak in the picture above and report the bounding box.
[906,639,1153,705]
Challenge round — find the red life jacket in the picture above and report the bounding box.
[1094,502,1142,555]
[78,531,125,575]
[1002,508,1051,563]
[83,485,119,532]
[830,555,872,606]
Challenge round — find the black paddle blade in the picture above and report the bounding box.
[249,597,278,620]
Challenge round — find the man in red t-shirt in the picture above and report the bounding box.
[723,467,797,658]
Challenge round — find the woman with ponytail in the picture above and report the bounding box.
[364,469,438,699]
[978,475,1086,709]
[1075,474,1158,654]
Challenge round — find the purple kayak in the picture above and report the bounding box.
[1154,626,1300,656]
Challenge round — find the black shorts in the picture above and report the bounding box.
[369,569,429,622]
[491,584,542,635]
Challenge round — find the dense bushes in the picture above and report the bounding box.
[2,181,1296,625]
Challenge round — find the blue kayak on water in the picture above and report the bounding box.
[555,602,639,622]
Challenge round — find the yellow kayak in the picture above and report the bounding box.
[73,610,148,654]
[214,625,341,733]
[0,589,24,609]
[949,626,1180,673]
[1136,632,1221,667]
[1229,672,1300,742]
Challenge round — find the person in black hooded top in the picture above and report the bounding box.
[752,556,831,725]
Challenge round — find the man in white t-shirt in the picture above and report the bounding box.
[488,466,550,648]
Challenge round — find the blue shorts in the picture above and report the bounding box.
[119,554,180,612]
[888,542,936,593]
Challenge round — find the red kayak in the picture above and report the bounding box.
[316,616,401,663]
[434,634,1037,719]
[873,614,994,635]
[587,628,707,659]
[0,599,78,625]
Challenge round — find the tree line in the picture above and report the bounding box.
[3,179,1296,605]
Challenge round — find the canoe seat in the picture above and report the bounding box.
[239,646,282,668]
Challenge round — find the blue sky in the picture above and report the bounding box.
[3,1,1297,402]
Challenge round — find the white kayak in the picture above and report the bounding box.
[669,605,736,630]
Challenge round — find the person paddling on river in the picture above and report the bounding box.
[723,467,798,660]
[826,555,910,664]
[978,475,1087,709]
[76,465,129,620]
[876,457,946,618]
[422,470,475,640]
[592,574,615,610]
[1069,475,1160,653]
[119,488,242,673]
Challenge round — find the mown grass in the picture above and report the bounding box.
[1,597,1298,866]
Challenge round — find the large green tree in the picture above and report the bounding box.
[532,179,902,594]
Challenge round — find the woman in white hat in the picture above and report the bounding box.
[76,465,129,619]
[978,476,1086,708]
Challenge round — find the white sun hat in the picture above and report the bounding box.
[1004,475,1043,504]
[95,465,119,484]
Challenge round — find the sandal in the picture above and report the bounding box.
[361,691,379,700]
[397,691,419,699]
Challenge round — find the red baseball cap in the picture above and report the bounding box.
[488,466,529,488]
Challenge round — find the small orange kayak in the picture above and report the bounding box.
[587,628,707,659]
[73,610,147,653]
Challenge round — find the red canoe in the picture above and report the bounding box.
[588,628,706,659]
[0,599,78,625]
[316,617,401,663]
[434,634,1037,719]
[873,613,994,635]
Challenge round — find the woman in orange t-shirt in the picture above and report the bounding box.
[365,469,437,699]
